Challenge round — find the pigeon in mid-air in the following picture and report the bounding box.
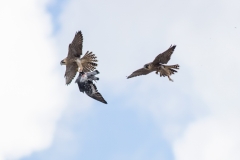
[60,31,98,85]
[76,70,100,92]
[127,45,179,82]
[75,70,107,104]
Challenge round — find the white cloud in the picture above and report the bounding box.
[0,0,68,159]
[174,115,240,160]
[165,0,240,159]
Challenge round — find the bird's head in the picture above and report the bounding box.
[144,64,150,69]
[60,59,66,65]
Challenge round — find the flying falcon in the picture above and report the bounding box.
[75,71,107,104]
[127,45,179,82]
[60,31,98,85]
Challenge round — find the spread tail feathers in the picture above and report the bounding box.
[81,51,98,72]
[159,64,179,77]
[164,64,179,70]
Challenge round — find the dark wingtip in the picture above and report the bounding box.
[103,101,107,104]
[95,70,100,74]
[76,30,82,34]
[98,99,107,104]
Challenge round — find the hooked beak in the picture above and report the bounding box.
[60,60,65,65]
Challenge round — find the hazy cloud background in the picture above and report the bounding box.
[0,0,67,160]
[1,0,240,160]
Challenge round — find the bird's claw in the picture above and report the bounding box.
[168,76,174,82]
[78,67,83,72]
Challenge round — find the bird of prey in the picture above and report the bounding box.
[75,70,107,104]
[127,45,179,82]
[60,31,98,85]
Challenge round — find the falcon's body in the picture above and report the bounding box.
[75,71,107,104]
[60,31,98,85]
[127,45,179,82]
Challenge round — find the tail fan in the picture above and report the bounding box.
[81,51,98,72]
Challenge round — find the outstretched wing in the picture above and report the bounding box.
[68,31,83,58]
[89,92,108,104]
[81,51,98,72]
[65,63,78,85]
[86,83,107,104]
[152,45,176,65]
[127,68,152,79]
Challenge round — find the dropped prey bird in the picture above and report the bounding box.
[75,70,107,104]
[127,45,179,82]
[60,31,98,85]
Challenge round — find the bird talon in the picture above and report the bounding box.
[78,68,83,72]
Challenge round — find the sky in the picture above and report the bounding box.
[0,0,240,160]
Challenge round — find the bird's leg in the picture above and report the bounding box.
[168,76,173,82]
[76,58,83,72]
[156,66,161,74]
[78,67,83,72]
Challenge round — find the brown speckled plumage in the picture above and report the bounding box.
[127,45,179,82]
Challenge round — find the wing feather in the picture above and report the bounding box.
[64,63,78,85]
[68,31,83,58]
[86,83,107,104]
[152,45,176,64]
[89,92,108,104]
[127,68,152,79]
